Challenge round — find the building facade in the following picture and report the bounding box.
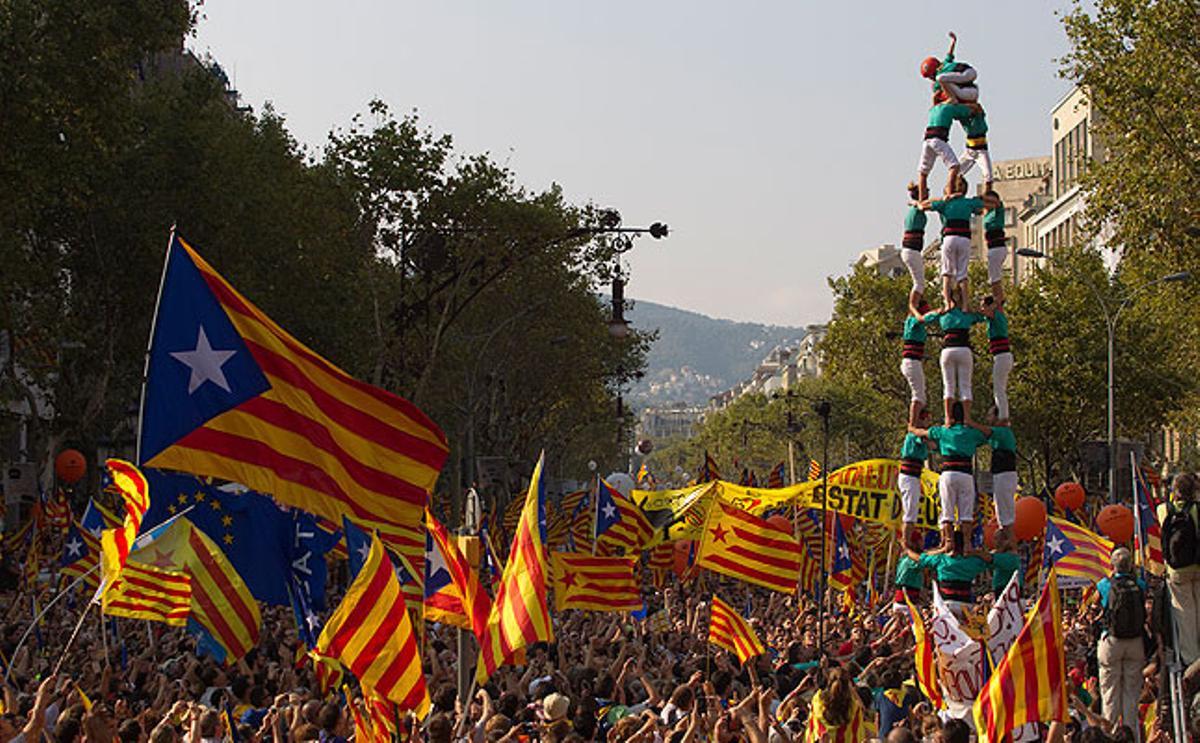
[970,156,1052,284]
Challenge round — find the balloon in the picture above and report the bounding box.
[606,473,635,499]
[1013,497,1047,541]
[766,515,791,533]
[672,541,694,578]
[1054,482,1086,513]
[983,518,1000,550]
[636,439,653,455]
[1097,505,1135,544]
[55,449,87,484]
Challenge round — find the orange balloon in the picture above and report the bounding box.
[983,518,1000,549]
[673,541,694,578]
[1013,497,1047,541]
[55,449,87,484]
[1055,482,1086,513]
[766,515,792,533]
[1096,505,1135,544]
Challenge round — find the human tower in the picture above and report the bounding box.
[894,33,1018,558]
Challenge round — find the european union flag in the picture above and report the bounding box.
[142,469,335,608]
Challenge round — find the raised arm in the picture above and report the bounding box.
[946,31,957,59]
[967,419,992,438]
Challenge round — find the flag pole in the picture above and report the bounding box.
[2,563,100,689]
[134,226,177,465]
[53,590,100,676]
[99,603,110,667]
[591,475,600,556]
[1130,450,1146,580]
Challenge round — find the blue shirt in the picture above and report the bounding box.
[1096,573,1147,608]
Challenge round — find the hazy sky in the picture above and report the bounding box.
[192,1,1074,327]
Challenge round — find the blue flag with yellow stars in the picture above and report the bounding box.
[141,469,338,608]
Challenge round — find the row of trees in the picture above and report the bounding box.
[0,0,649,516]
[648,0,1200,488]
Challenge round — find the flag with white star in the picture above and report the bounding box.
[59,519,100,588]
[1043,517,1112,586]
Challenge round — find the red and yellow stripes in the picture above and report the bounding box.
[597,490,654,554]
[102,562,191,626]
[707,595,764,665]
[551,553,640,613]
[319,531,429,717]
[1050,517,1113,584]
[804,689,875,743]
[149,239,445,552]
[476,454,553,684]
[973,570,1068,743]
[906,597,944,709]
[696,501,800,594]
[426,510,491,643]
[100,460,151,586]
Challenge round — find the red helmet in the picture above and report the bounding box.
[920,56,940,79]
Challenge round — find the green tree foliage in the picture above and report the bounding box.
[0,0,646,506]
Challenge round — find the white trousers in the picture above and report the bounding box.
[1098,635,1144,738]
[991,471,1017,526]
[986,245,1006,284]
[901,247,926,292]
[939,470,976,523]
[899,473,923,524]
[901,358,927,404]
[941,346,973,401]
[937,68,978,102]
[1168,569,1200,666]
[918,138,959,175]
[959,147,993,182]
[940,235,971,282]
[992,351,1013,420]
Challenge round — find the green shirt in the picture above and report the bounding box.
[903,316,931,343]
[929,196,985,223]
[933,308,985,333]
[904,205,927,232]
[991,551,1022,591]
[983,203,1004,232]
[900,433,928,462]
[988,425,1016,453]
[965,111,988,138]
[917,552,989,583]
[986,310,1008,340]
[896,555,924,590]
[926,103,974,129]
[927,424,988,459]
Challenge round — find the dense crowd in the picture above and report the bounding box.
[0,473,1198,743]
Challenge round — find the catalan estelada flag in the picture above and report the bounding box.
[804,685,875,743]
[129,518,260,664]
[595,480,653,555]
[102,561,192,627]
[707,595,764,664]
[59,519,100,588]
[100,459,151,588]
[699,451,721,483]
[476,453,553,684]
[551,553,640,612]
[43,490,70,531]
[766,462,786,489]
[906,597,944,709]
[1134,469,1164,575]
[318,530,429,717]
[696,501,800,594]
[138,235,447,562]
[1044,517,1112,585]
[425,509,491,644]
[808,459,822,482]
[974,571,1068,743]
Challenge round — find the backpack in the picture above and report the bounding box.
[1107,573,1145,640]
[1162,501,1200,569]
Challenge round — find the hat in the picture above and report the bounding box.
[542,693,570,722]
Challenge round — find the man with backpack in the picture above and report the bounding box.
[1160,472,1200,666]
[1096,547,1147,738]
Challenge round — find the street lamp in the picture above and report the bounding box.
[1017,247,1191,502]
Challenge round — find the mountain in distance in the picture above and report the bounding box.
[624,298,810,407]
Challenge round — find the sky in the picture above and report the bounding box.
[191,1,1074,327]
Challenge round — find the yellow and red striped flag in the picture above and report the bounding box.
[707,595,764,664]
[973,570,1068,743]
[102,561,192,626]
[905,597,944,709]
[596,481,654,555]
[129,518,261,664]
[476,453,553,684]
[804,685,875,743]
[139,236,446,576]
[318,531,429,717]
[100,459,151,587]
[425,509,491,643]
[1045,517,1113,585]
[551,553,640,613]
[807,459,822,481]
[697,501,800,594]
